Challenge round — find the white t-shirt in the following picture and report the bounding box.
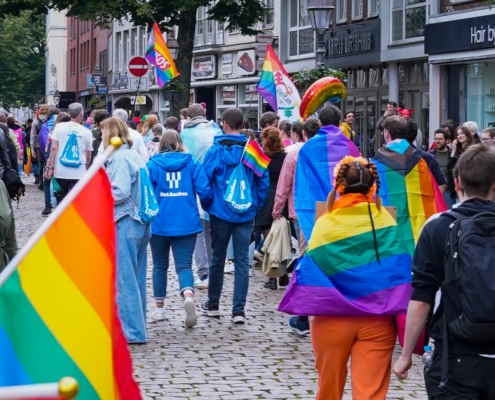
[97,128,149,162]
[51,121,93,180]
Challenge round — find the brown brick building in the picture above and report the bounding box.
[66,18,110,112]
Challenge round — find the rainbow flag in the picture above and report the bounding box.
[145,22,179,87]
[372,139,447,255]
[279,193,412,316]
[242,140,271,177]
[294,125,360,240]
[0,169,142,400]
[256,44,301,121]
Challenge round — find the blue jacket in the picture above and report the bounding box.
[203,134,270,223]
[147,151,213,237]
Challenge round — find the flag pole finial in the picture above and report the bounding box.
[110,136,123,149]
[59,377,79,399]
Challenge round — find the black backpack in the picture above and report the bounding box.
[0,142,24,201]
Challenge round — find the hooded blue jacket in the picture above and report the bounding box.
[147,151,213,237]
[203,134,270,223]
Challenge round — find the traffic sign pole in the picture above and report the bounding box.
[128,56,149,114]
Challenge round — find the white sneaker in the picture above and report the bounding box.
[194,277,209,289]
[151,307,165,321]
[224,260,235,274]
[184,297,197,328]
[254,250,265,263]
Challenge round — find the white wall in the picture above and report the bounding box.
[45,10,67,105]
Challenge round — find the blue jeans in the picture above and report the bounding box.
[208,215,254,313]
[116,216,150,343]
[150,233,197,299]
[194,220,211,280]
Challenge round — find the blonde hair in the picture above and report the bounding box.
[100,117,133,148]
[39,104,50,115]
[141,114,158,137]
[158,130,187,153]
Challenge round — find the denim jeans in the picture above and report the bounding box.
[227,237,234,260]
[44,175,52,207]
[208,215,254,313]
[150,233,197,299]
[291,219,301,251]
[194,220,211,280]
[444,192,456,210]
[116,216,150,343]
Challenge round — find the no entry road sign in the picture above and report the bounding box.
[128,56,149,77]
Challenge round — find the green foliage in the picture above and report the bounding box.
[88,98,106,109]
[0,12,45,108]
[292,65,347,90]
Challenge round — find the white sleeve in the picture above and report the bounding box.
[97,141,104,156]
[135,135,149,162]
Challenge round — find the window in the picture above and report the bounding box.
[422,62,429,83]
[115,32,122,72]
[70,19,76,40]
[352,0,363,19]
[337,0,347,22]
[123,31,129,67]
[369,67,379,87]
[369,0,379,16]
[356,69,366,88]
[131,29,137,56]
[217,22,224,45]
[289,0,314,57]
[99,51,108,77]
[392,0,426,42]
[262,0,274,28]
[70,48,75,75]
[196,6,206,46]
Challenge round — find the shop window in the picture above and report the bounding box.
[392,0,426,42]
[422,62,429,83]
[337,0,347,23]
[369,68,379,87]
[369,0,379,17]
[356,70,366,88]
[220,85,236,106]
[353,0,363,19]
[346,95,354,110]
[467,63,495,131]
[289,0,314,57]
[399,64,405,84]
[347,70,355,89]
[382,67,389,85]
[409,63,420,84]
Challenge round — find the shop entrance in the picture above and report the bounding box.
[196,87,215,121]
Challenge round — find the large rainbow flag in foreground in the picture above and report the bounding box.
[279,193,412,316]
[146,21,179,87]
[294,125,360,241]
[0,169,142,399]
[372,139,447,255]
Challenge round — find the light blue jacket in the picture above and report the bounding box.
[106,144,149,223]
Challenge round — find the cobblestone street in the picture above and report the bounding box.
[17,178,427,400]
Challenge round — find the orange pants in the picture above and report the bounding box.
[311,316,397,400]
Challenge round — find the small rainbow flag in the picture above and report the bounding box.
[280,193,412,317]
[242,140,271,177]
[145,22,179,87]
[0,169,142,400]
[373,139,447,255]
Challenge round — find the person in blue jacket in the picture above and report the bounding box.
[201,108,270,324]
[147,129,213,329]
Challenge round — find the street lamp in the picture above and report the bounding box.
[53,90,61,107]
[167,34,180,60]
[92,64,102,97]
[307,0,335,65]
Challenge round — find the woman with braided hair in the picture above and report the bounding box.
[279,156,412,400]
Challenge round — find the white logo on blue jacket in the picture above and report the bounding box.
[166,172,182,189]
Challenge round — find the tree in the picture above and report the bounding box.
[0,0,268,114]
[0,12,45,108]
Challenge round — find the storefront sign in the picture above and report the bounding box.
[192,55,216,79]
[256,44,267,58]
[237,50,256,76]
[221,64,233,75]
[222,54,233,64]
[425,14,495,55]
[328,33,372,56]
[256,31,273,43]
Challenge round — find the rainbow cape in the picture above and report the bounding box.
[145,22,179,87]
[372,139,447,255]
[242,140,271,177]
[294,125,360,240]
[256,44,301,121]
[279,193,412,316]
[0,169,142,399]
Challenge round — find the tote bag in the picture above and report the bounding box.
[137,168,159,223]
[224,163,252,214]
[59,133,81,168]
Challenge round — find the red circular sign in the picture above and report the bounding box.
[128,56,149,77]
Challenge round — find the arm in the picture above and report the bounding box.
[107,159,132,204]
[192,161,213,211]
[272,155,295,219]
[202,146,217,182]
[376,115,387,131]
[30,120,38,153]
[44,139,58,180]
[85,150,92,170]
[136,135,149,162]
[428,157,448,193]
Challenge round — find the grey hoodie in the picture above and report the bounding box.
[183,116,209,129]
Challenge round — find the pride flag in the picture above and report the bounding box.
[145,22,179,87]
[372,139,447,255]
[279,193,412,317]
[294,125,360,240]
[242,140,271,177]
[256,44,301,122]
[0,169,142,400]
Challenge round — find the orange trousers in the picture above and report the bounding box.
[311,315,397,400]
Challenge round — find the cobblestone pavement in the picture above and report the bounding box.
[17,178,427,400]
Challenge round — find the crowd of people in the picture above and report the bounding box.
[2,97,495,400]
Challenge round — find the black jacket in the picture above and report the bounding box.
[412,198,495,355]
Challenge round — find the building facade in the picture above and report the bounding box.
[45,10,67,106]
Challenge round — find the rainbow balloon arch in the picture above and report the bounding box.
[299,77,346,120]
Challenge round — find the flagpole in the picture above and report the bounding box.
[0,138,122,289]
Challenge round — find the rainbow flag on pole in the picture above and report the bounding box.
[242,140,271,177]
[145,22,179,87]
[256,44,301,121]
[0,169,142,400]
[279,193,412,317]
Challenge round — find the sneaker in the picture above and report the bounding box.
[254,250,265,263]
[278,273,290,287]
[224,260,235,274]
[232,312,246,325]
[184,297,197,328]
[41,206,52,216]
[264,278,277,290]
[201,300,220,317]
[288,316,310,336]
[194,277,209,289]
[151,307,166,321]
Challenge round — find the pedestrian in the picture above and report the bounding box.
[285,121,304,153]
[31,105,49,187]
[141,114,159,145]
[165,117,179,131]
[201,108,269,324]
[147,130,213,327]
[44,103,93,203]
[373,101,398,153]
[278,120,292,147]
[91,109,110,165]
[146,124,164,158]
[448,126,476,204]
[48,112,71,205]
[100,116,151,344]
[339,111,356,142]
[430,128,455,208]
[256,127,288,290]
[179,108,188,133]
[6,117,24,175]
[463,121,481,143]
[297,158,411,400]
[132,110,141,125]
[481,127,495,147]
[393,144,495,399]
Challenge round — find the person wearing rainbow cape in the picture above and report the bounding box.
[280,156,412,400]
